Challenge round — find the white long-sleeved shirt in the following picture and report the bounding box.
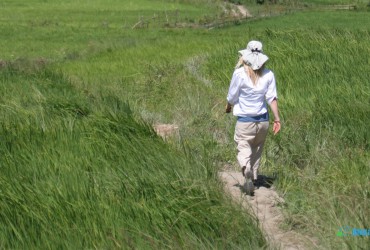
[227,67,277,117]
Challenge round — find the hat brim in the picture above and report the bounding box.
[240,50,268,70]
[238,49,249,55]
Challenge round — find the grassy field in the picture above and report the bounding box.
[1,0,369,249]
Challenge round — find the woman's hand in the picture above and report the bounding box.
[273,120,281,135]
[225,103,232,113]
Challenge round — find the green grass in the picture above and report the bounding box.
[301,0,367,5]
[209,12,370,249]
[0,0,221,59]
[0,0,369,249]
[0,66,266,248]
[0,1,268,249]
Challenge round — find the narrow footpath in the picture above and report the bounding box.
[219,171,317,250]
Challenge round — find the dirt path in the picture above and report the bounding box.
[222,3,253,19]
[219,171,316,250]
[236,4,252,18]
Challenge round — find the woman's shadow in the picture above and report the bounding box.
[253,174,275,188]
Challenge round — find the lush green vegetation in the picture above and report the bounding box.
[0,1,266,249]
[0,0,369,249]
[301,0,367,5]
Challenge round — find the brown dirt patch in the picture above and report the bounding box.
[153,123,179,139]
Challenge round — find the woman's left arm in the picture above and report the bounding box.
[270,98,281,135]
[265,72,280,135]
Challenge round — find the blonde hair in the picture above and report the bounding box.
[235,56,264,86]
[235,56,244,69]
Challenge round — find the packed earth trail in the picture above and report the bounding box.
[223,3,253,19]
[219,171,317,250]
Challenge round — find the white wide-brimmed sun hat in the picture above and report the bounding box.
[238,40,269,70]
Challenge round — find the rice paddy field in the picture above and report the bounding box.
[0,0,369,249]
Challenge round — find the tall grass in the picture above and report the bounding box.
[57,11,369,249]
[204,20,369,249]
[0,0,222,59]
[262,28,369,249]
[0,63,266,248]
[1,0,369,249]
[0,1,268,248]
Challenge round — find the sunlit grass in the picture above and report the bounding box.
[0,0,369,248]
[0,66,266,248]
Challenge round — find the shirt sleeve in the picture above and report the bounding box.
[265,72,278,104]
[227,71,242,105]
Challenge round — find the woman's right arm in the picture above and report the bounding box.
[226,71,241,113]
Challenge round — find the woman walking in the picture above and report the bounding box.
[226,40,281,195]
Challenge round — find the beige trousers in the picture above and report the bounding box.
[234,121,269,180]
